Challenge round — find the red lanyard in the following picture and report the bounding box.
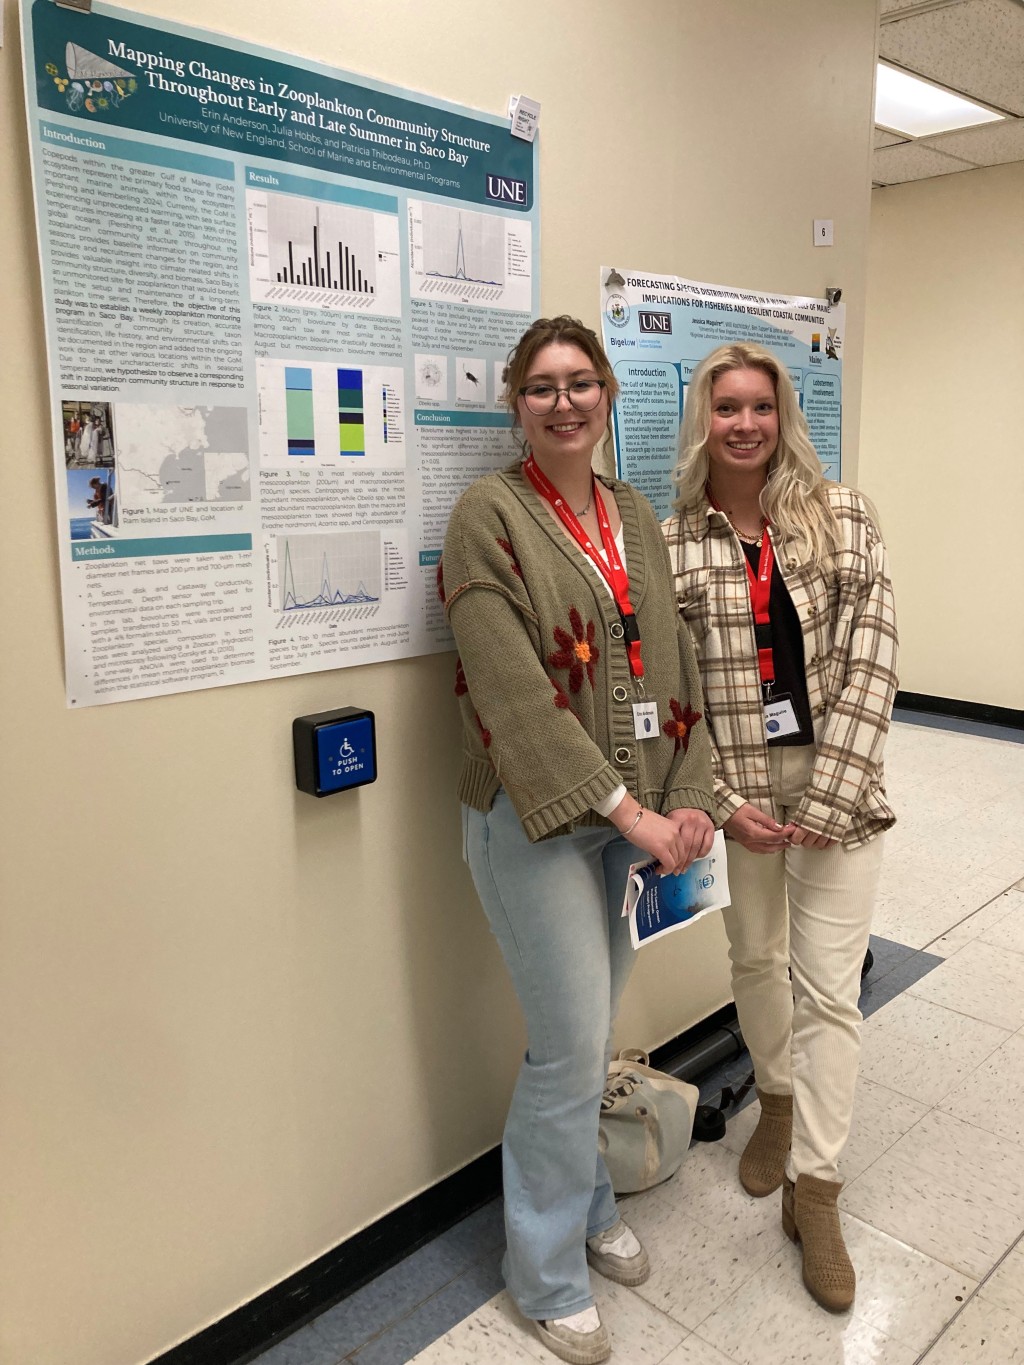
[707,489,775,689]
[523,454,644,679]
[743,533,776,688]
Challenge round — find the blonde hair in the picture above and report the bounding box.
[673,342,840,568]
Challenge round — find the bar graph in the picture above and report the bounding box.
[247,189,401,314]
[269,195,375,295]
[285,367,315,457]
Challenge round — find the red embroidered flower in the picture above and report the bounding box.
[475,712,492,749]
[496,537,523,578]
[454,657,468,696]
[663,698,702,753]
[549,607,599,692]
[551,677,580,719]
[436,558,446,603]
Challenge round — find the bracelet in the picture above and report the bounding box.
[625,808,644,836]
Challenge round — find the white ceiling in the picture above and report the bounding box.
[874,0,1024,184]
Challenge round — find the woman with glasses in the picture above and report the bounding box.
[442,316,715,1364]
[662,342,898,1313]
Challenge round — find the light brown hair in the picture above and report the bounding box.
[502,315,620,423]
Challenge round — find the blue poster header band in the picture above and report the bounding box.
[71,534,252,561]
[40,119,233,178]
[31,0,534,208]
[414,410,512,428]
[244,167,396,214]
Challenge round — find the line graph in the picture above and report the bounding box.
[420,202,504,286]
[277,531,381,614]
[407,201,531,311]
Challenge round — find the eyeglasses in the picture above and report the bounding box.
[518,379,607,415]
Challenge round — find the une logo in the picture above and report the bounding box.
[485,174,527,204]
[638,310,672,334]
[701,875,715,889]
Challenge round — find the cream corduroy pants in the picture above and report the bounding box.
[722,744,885,1182]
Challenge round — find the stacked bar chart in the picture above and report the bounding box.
[285,367,315,457]
[338,368,365,455]
[257,359,405,469]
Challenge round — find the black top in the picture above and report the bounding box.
[741,539,814,747]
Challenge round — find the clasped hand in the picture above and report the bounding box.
[620,805,716,877]
[723,802,834,854]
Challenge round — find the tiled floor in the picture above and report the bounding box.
[253,716,1024,1365]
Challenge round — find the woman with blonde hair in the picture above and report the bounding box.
[662,341,898,1312]
[443,315,715,1362]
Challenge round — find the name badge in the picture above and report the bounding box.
[632,700,659,740]
[764,695,801,738]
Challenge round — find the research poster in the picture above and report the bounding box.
[22,0,539,707]
[599,269,845,520]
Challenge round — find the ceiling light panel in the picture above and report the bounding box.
[875,61,1005,136]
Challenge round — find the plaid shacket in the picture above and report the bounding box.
[662,485,898,848]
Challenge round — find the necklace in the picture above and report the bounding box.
[524,449,592,517]
[705,481,765,546]
[730,520,765,547]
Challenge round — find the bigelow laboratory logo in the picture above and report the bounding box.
[45,42,138,115]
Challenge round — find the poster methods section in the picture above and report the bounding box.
[23,0,538,705]
[599,269,844,519]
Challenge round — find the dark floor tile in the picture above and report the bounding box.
[860,948,943,1018]
[249,1324,342,1365]
[859,973,907,1020]
[874,948,943,995]
[429,1198,504,1265]
[865,934,918,982]
[308,1237,476,1357]
[892,709,1024,744]
[348,1254,504,1365]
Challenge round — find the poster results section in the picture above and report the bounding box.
[598,268,844,520]
[22,0,537,706]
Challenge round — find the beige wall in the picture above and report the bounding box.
[0,2,879,1362]
[860,163,1024,709]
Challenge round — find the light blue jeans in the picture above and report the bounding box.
[463,790,638,1320]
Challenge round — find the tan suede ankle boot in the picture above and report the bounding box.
[738,1090,792,1197]
[782,1174,855,1312]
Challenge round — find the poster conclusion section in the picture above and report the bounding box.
[599,269,844,520]
[22,0,538,706]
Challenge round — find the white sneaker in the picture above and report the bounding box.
[585,1218,651,1286]
[534,1307,610,1364]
